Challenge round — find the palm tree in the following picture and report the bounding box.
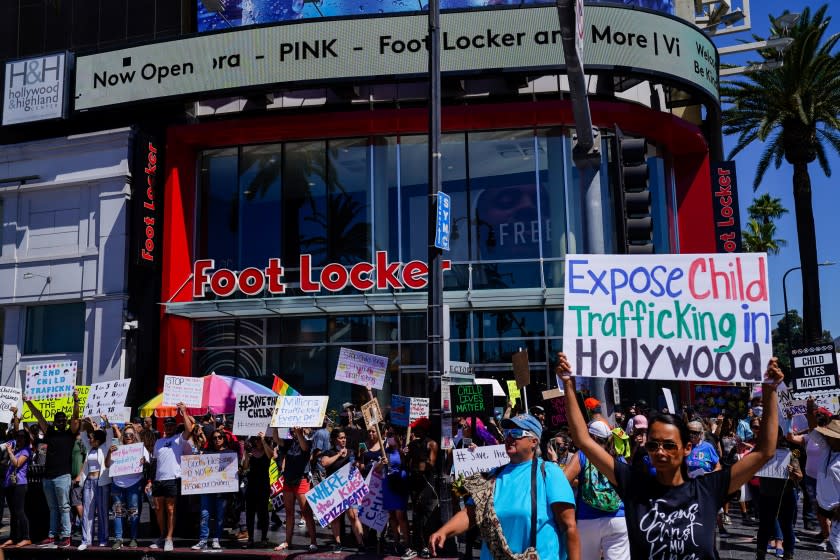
[741,194,788,254]
[721,5,840,344]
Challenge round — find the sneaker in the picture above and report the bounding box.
[766,544,775,554]
[235,530,249,541]
[38,537,55,548]
[128,539,138,548]
[57,538,72,548]
[308,543,319,552]
[164,539,174,552]
[722,513,732,525]
[819,540,832,552]
[775,548,784,558]
[149,539,162,549]
[112,539,123,550]
[332,542,344,553]
[78,543,88,551]
[211,538,221,550]
[192,540,208,550]
[401,547,419,560]
[420,547,432,558]
[298,519,306,527]
[98,542,108,547]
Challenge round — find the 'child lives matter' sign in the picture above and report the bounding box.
[563,254,771,382]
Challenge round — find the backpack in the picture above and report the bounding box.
[579,453,621,513]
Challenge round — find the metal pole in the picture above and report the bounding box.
[426,0,448,536]
[782,266,798,358]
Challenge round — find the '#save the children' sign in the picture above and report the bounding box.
[563,254,771,383]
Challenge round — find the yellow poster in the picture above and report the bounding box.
[21,386,90,423]
[506,380,521,404]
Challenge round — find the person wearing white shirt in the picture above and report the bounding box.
[75,421,114,550]
[106,423,150,549]
[145,403,194,552]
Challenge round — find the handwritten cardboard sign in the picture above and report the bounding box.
[451,384,493,416]
[306,463,369,527]
[390,395,410,427]
[756,449,791,479]
[84,379,132,419]
[543,393,567,431]
[25,361,77,400]
[335,348,389,390]
[512,350,530,388]
[233,394,277,436]
[358,467,389,533]
[21,386,90,423]
[108,443,146,478]
[409,397,430,421]
[506,380,521,405]
[270,396,328,428]
[162,375,204,408]
[563,254,771,382]
[452,444,511,476]
[0,387,21,424]
[181,452,239,495]
[361,399,383,430]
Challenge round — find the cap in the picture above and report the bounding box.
[410,417,431,432]
[163,417,177,425]
[584,398,600,410]
[501,414,542,439]
[342,402,355,410]
[751,406,763,418]
[816,418,840,440]
[817,407,833,417]
[588,420,611,440]
[530,405,545,415]
[632,415,648,430]
[687,421,704,432]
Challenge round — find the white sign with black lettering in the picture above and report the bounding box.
[756,449,791,480]
[162,375,204,408]
[0,387,21,424]
[84,379,132,419]
[233,394,277,436]
[790,345,839,397]
[452,444,511,477]
[3,53,67,125]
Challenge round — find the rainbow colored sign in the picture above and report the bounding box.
[562,253,771,383]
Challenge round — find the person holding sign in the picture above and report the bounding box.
[146,403,194,552]
[429,414,579,560]
[106,424,149,549]
[1,423,32,549]
[75,421,114,551]
[272,427,318,553]
[191,429,236,551]
[24,389,81,548]
[320,428,366,553]
[557,351,784,560]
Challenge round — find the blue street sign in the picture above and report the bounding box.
[435,191,451,251]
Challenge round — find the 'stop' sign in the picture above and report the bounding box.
[3,53,68,125]
[74,5,718,111]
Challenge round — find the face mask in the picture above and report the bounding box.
[386,437,397,447]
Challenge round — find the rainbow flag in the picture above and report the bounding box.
[272,375,300,396]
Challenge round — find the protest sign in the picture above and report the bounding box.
[507,380,521,405]
[789,344,840,397]
[442,361,474,413]
[306,463,369,527]
[361,399,383,430]
[543,392,567,431]
[0,387,21,424]
[442,414,454,450]
[755,449,791,479]
[105,407,132,424]
[181,452,239,495]
[233,394,277,436]
[21,386,90,423]
[563,254,771,383]
[84,379,132,418]
[390,395,410,427]
[452,444,511,477]
[409,398,430,421]
[512,350,530,388]
[335,348,388,390]
[358,467,389,533]
[108,443,146,478]
[270,396,328,428]
[475,378,505,397]
[162,375,203,408]
[662,388,676,414]
[451,384,493,416]
[781,399,807,418]
[25,361,76,400]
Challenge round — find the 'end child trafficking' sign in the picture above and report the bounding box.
[563,253,771,383]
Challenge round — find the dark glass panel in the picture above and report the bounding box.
[239,144,282,268]
[475,310,545,339]
[401,313,426,341]
[199,148,238,267]
[471,262,541,290]
[326,138,371,264]
[99,0,127,45]
[126,0,155,37]
[71,0,99,49]
[478,339,545,365]
[19,0,45,55]
[327,315,371,343]
[283,141,327,266]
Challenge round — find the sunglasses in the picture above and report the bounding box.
[213,435,225,440]
[644,440,679,452]
[689,431,703,436]
[504,428,534,440]
[124,432,136,438]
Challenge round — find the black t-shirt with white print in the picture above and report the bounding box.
[614,459,730,560]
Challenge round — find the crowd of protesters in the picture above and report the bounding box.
[1,352,840,560]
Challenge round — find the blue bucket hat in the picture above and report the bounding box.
[501,414,542,439]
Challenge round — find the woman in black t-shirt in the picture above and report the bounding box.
[319,429,366,553]
[557,352,784,560]
[272,427,318,552]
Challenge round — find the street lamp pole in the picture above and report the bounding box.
[782,261,836,355]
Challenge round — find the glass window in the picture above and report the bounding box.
[475,310,545,339]
[240,144,282,268]
[24,303,85,354]
[267,317,327,345]
[539,129,571,259]
[199,148,238,268]
[327,138,371,264]
[375,314,399,342]
[372,137,400,260]
[401,313,426,341]
[284,141,328,266]
[478,339,545,365]
[194,320,237,348]
[472,262,541,290]
[327,315,371,343]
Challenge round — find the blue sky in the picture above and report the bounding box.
[712,1,840,339]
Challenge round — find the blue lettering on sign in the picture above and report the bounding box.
[435,191,451,251]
